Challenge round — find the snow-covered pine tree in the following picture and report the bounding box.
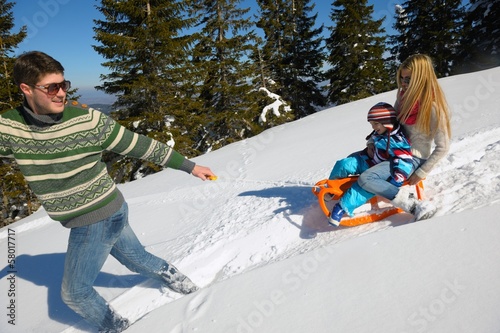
[93,0,200,181]
[256,0,326,118]
[189,0,260,152]
[94,0,197,119]
[325,0,390,106]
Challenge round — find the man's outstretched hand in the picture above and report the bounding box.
[191,165,216,181]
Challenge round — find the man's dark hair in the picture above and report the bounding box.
[13,51,64,86]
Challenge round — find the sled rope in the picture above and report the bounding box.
[212,176,315,188]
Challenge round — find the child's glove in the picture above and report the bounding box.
[388,173,405,187]
[389,178,403,187]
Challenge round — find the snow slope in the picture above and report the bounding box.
[1,66,499,333]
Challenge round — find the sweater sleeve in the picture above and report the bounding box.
[98,111,195,174]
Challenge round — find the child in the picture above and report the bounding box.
[327,102,413,226]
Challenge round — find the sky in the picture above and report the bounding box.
[11,0,400,103]
[1,65,499,333]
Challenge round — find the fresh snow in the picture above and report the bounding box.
[1,66,500,333]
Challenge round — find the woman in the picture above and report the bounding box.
[358,54,451,220]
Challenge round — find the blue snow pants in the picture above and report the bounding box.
[328,153,376,216]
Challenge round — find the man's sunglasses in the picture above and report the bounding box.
[31,80,71,96]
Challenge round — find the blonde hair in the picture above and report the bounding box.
[396,54,451,138]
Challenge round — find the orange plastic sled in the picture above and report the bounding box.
[312,176,424,227]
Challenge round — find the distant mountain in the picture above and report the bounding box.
[77,87,116,105]
[88,103,114,115]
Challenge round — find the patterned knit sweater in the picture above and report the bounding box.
[0,103,195,228]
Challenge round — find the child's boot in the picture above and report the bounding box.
[328,203,345,227]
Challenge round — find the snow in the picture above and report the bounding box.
[1,66,500,333]
[258,87,291,123]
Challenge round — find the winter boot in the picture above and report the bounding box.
[413,200,438,221]
[391,187,437,221]
[328,203,345,227]
[98,309,130,333]
[159,264,199,294]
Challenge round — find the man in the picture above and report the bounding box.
[0,51,215,332]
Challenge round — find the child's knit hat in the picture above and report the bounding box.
[367,102,397,130]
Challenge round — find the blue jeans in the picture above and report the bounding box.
[61,202,168,331]
[358,157,424,200]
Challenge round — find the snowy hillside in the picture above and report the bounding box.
[1,66,499,333]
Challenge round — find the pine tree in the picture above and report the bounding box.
[248,36,295,129]
[387,4,407,71]
[454,0,500,73]
[0,159,39,226]
[0,0,37,226]
[256,0,326,118]
[389,0,465,77]
[254,1,292,122]
[0,0,26,112]
[94,0,196,115]
[189,0,261,152]
[284,0,326,117]
[325,0,390,106]
[93,0,203,181]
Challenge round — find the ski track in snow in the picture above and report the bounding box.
[117,128,500,329]
[427,126,500,215]
[2,123,498,333]
[155,126,500,291]
[173,127,500,290]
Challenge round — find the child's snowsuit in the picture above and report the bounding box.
[329,122,413,216]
